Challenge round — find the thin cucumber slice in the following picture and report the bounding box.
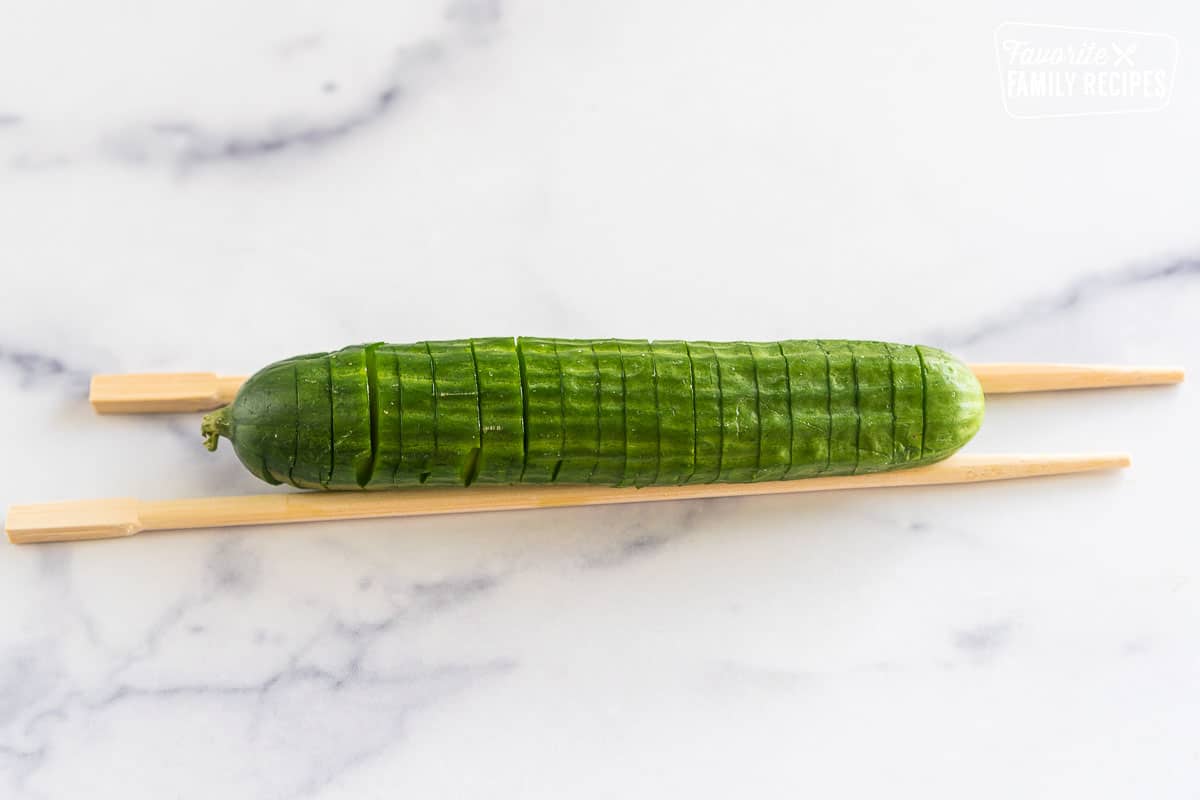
[779,340,830,479]
[819,340,858,476]
[395,342,436,485]
[471,337,524,484]
[886,343,924,465]
[426,339,481,486]
[557,339,601,483]
[518,337,564,483]
[616,339,659,487]
[749,341,791,481]
[850,341,895,475]
[590,340,626,485]
[685,341,722,484]
[710,341,758,483]
[329,345,373,488]
[650,340,695,485]
[365,344,402,487]
[288,355,333,488]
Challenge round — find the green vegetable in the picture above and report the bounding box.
[686,341,722,484]
[590,340,627,485]
[518,337,564,483]
[394,343,435,485]
[426,339,481,485]
[330,344,373,488]
[557,339,601,483]
[202,338,985,489]
[649,340,695,484]
[616,340,659,487]
[368,346,402,488]
[778,340,828,479]
[749,342,791,482]
[710,341,759,483]
[470,338,524,484]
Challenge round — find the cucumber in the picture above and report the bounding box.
[615,339,659,487]
[203,338,985,490]
[749,342,791,482]
[426,340,482,485]
[471,338,524,484]
[886,343,924,465]
[517,337,564,483]
[918,346,985,461]
[778,340,829,479]
[590,340,627,485]
[395,343,435,484]
[709,341,758,483]
[649,340,695,484]
[292,354,332,489]
[557,339,601,483]
[820,340,858,474]
[216,357,295,486]
[367,346,402,487]
[686,341,722,484]
[330,344,374,488]
[850,341,894,475]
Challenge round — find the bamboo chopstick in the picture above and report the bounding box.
[967,363,1185,394]
[5,453,1130,544]
[88,364,1184,414]
[89,372,245,413]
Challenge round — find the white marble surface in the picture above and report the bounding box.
[1,1,1198,797]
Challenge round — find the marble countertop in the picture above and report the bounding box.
[1,2,1197,797]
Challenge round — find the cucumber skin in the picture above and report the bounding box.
[686,342,722,484]
[850,341,895,475]
[615,340,660,487]
[291,356,333,489]
[556,340,601,484]
[590,340,627,485]
[225,358,294,486]
[709,342,759,483]
[518,338,564,483]
[329,345,373,488]
[471,338,524,484]
[649,341,696,485]
[426,340,481,486]
[749,342,791,482]
[394,343,435,485]
[366,347,402,488]
[210,339,984,490]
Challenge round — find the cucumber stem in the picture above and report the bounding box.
[201,407,232,452]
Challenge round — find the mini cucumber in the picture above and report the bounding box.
[203,338,984,489]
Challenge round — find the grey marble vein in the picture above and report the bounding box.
[0,346,90,393]
[104,0,501,170]
[928,256,1200,347]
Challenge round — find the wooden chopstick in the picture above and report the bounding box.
[5,453,1130,544]
[90,372,245,413]
[88,364,1184,414]
[968,363,1185,394]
